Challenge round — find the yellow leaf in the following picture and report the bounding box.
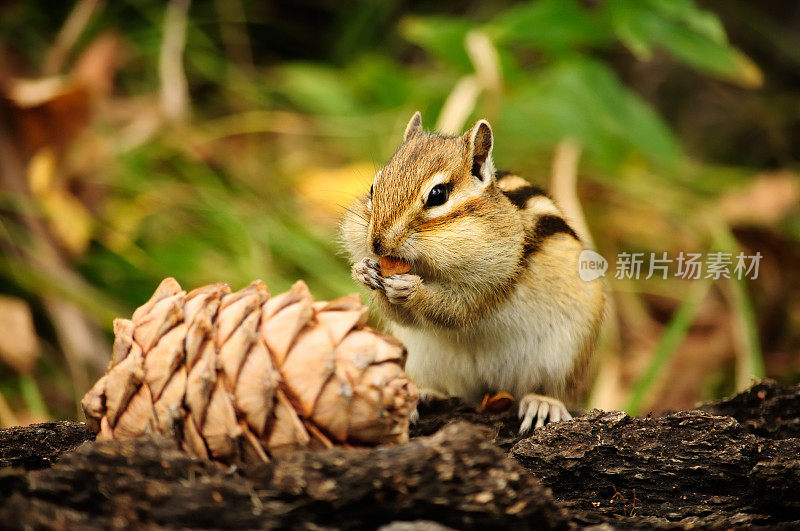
[296,163,375,226]
[41,190,94,256]
[28,148,56,197]
[28,148,94,256]
[732,50,763,89]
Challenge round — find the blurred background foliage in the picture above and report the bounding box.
[0,0,798,425]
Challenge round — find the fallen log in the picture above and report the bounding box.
[0,380,798,529]
[0,423,566,530]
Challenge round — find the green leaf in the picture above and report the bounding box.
[348,55,416,108]
[399,16,476,72]
[608,0,762,86]
[644,0,726,44]
[499,58,680,171]
[274,63,361,115]
[657,22,746,81]
[714,226,766,389]
[489,0,611,52]
[610,1,655,60]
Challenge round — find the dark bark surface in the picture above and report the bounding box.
[0,379,798,529]
[513,409,800,528]
[700,379,800,440]
[0,421,94,469]
[0,423,566,530]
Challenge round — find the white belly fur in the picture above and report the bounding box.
[395,280,596,406]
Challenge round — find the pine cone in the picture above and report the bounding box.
[82,278,418,464]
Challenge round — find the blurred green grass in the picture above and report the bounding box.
[0,0,798,424]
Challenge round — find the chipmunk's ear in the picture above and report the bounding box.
[404,111,423,142]
[464,119,494,182]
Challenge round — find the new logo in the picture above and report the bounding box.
[578,249,607,281]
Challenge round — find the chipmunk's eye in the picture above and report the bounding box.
[426,184,449,208]
[369,184,374,197]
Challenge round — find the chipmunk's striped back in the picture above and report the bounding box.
[495,171,580,267]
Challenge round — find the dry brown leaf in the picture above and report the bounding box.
[0,296,39,374]
[720,171,800,226]
[480,392,515,413]
[73,33,123,98]
[6,78,90,155]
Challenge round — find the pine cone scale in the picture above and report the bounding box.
[279,325,336,417]
[113,384,155,439]
[185,344,216,425]
[144,323,186,400]
[261,285,314,364]
[103,346,144,427]
[311,376,351,442]
[154,365,186,434]
[216,282,267,347]
[217,310,259,388]
[133,293,184,352]
[267,389,311,454]
[234,341,279,436]
[111,318,135,364]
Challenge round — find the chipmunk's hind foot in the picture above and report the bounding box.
[409,388,448,424]
[518,393,572,435]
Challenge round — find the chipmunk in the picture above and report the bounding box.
[341,112,604,433]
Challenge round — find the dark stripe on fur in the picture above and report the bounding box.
[415,197,491,232]
[496,171,548,209]
[522,215,579,257]
[502,185,547,209]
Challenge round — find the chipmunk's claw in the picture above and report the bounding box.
[518,393,572,435]
[352,258,383,291]
[353,258,421,304]
[383,273,421,304]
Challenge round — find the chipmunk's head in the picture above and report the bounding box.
[348,112,520,279]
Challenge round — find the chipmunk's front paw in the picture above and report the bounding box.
[352,258,383,291]
[382,273,421,304]
[518,393,572,435]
